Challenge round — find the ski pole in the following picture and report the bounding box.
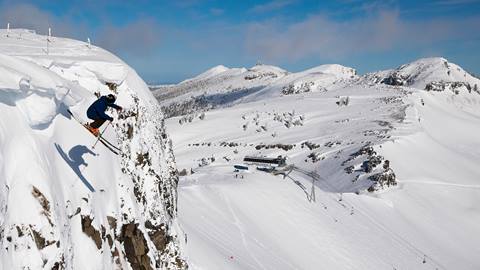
[92,121,111,149]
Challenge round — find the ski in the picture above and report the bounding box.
[98,135,120,152]
[97,137,120,155]
[94,131,121,152]
[67,109,121,155]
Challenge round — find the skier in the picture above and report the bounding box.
[86,94,122,136]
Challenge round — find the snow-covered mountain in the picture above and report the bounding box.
[159,57,480,269]
[151,64,289,118]
[151,63,358,118]
[0,29,186,269]
[243,63,357,101]
[365,57,480,91]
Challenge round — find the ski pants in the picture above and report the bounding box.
[90,118,107,129]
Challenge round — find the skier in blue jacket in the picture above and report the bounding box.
[86,94,122,136]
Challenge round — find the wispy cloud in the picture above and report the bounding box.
[0,3,83,37]
[359,0,397,13]
[245,10,480,62]
[0,3,162,56]
[210,8,224,16]
[174,0,205,8]
[434,0,479,5]
[250,0,297,13]
[95,19,162,56]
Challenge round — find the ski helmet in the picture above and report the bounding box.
[106,94,116,103]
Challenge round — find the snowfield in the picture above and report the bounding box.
[0,29,186,269]
[161,58,480,269]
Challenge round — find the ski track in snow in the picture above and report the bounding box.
[223,193,267,270]
[400,179,480,189]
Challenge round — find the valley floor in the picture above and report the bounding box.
[167,86,480,270]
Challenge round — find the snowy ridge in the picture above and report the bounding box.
[152,64,288,105]
[365,57,480,91]
[0,29,186,269]
[163,58,480,269]
[151,64,288,118]
[154,57,479,118]
[244,63,358,101]
[151,63,357,117]
[184,65,230,82]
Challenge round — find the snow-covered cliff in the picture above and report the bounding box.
[0,29,186,269]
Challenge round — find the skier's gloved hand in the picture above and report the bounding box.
[108,116,114,122]
[116,106,123,112]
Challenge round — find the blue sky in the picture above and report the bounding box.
[0,0,479,83]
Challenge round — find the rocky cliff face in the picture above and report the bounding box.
[113,87,186,270]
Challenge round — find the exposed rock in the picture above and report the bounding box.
[282,82,315,95]
[136,152,151,167]
[255,143,295,151]
[307,152,324,163]
[81,215,102,249]
[31,186,50,213]
[29,227,54,250]
[31,186,53,226]
[425,81,472,94]
[105,82,118,92]
[114,94,186,269]
[120,222,153,270]
[368,167,397,192]
[16,226,24,237]
[178,169,188,176]
[380,72,408,86]
[383,160,390,170]
[324,141,342,148]
[336,96,350,106]
[127,124,134,139]
[362,155,383,173]
[51,255,65,270]
[342,144,397,191]
[107,216,117,231]
[301,141,321,150]
[145,221,171,252]
[345,165,354,174]
[244,70,279,80]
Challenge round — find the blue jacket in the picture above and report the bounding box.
[86,96,121,121]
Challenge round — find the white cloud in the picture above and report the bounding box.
[0,3,162,56]
[434,0,480,5]
[250,0,297,13]
[245,10,480,62]
[95,19,162,56]
[0,3,80,37]
[210,8,224,16]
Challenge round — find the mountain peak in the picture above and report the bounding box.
[248,64,288,75]
[189,65,230,81]
[304,64,357,77]
[371,57,479,89]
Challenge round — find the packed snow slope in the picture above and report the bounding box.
[161,58,480,269]
[0,29,186,270]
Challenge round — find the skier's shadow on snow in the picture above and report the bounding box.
[54,143,96,192]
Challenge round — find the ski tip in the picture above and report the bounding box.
[66,109,75,118]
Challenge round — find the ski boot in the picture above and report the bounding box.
[85,124,100,137]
